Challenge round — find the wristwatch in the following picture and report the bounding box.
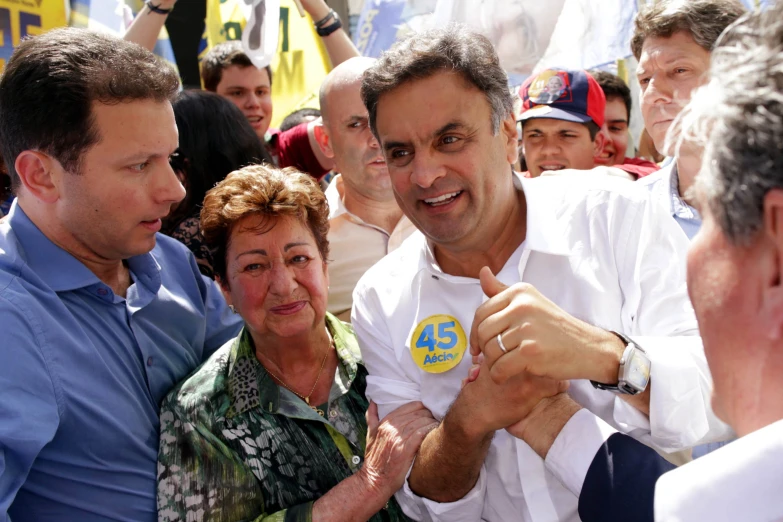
[590,331,651,395]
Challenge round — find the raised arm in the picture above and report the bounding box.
[300,0,360,67]
[123,0,177,52]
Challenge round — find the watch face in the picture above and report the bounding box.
[625,349,651,391]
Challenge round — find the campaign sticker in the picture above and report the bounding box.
[410,315,467,374]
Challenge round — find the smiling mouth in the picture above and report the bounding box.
[539,165,566,172]
[269,301,306,315]
[423,191,462,207]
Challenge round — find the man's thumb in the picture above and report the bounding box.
[479,266,507,298]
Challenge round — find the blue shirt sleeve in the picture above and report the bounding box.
[578,433,676,522]
[191,255,243,358]
[0,299,61,521]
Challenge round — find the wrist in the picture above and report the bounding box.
[445,389,495,444]
[518,394,582,459]
[587,327,625,384]
[353,466,394,510]
[305,0,331,22]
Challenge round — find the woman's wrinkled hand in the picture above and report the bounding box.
[359,401,438,498]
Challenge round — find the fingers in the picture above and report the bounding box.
[382,401,427,420]
[470,291,514,356]
[479,266,507,298]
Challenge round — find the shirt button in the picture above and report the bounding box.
[351,455,361,465]
[329,409,337,419]
[146,356,153,367]
[97,288,108,296]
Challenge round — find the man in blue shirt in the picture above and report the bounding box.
[0,28,242,521]
[633,0,744,242]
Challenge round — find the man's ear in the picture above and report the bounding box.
[501,116,519,165]
[592,131,606,157]
[760,189,783,340]
[312,121,335,160]
[15,150,60,204]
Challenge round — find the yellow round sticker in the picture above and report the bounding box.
[410,314,467,374]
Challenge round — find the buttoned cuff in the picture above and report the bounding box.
[545,409,617,497]
[395,460,487,522]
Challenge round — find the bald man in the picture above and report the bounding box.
[314,58,416,321]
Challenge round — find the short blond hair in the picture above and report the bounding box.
[200,164,330,281]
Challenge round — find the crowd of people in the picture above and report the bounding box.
[1,0,782,520]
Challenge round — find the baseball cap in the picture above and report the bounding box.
[518,69,606,128]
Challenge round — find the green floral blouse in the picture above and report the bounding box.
[156,313,412,522]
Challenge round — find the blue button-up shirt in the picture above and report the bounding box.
[638,161,702,240]
[0,202,243,522]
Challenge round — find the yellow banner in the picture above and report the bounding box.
[203,0,331,129]
[0,0,67,70]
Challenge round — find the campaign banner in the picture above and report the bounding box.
[0,0,68,69]
[202,0,331,129]
[432,0,637,80]
[240,0,280,69]
[353,0,405,58]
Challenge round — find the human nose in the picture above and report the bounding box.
[367,131,380,149]
[409,151,447,189]
[643,74,673,107]
[539,135,561,157]
[157,161,186,206]
[268,262,297,297]
[244,93,261,109]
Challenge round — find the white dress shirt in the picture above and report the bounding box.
[325,175,417,320]
[352,173,731,522]
[655,419,783,521]
[546,413,783,522]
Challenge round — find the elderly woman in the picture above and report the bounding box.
[157,164,435,522]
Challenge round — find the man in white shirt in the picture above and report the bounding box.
[353,27,729,522]
[633,0,745,240]
[510,6,783,520]
[314,57,416,320]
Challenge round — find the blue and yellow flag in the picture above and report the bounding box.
[201,0,331,129]
[0,0,68,69]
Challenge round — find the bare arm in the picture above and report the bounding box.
[299,0,360,67]
[123,0,177,52]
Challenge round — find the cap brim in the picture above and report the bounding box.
[518,105,592,124]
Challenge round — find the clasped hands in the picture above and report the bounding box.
[460,267,623,440]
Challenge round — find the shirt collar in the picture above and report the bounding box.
[8,200,163,294]
[226,313,361,418]
[416,172,571,280]
[9,201,100,292]
[666,163,701,221]
[326,174,347,219]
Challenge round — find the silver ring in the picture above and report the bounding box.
[497,333,508,354]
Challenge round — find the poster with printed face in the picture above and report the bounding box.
[0,0,68,70]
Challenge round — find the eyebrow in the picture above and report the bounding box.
[235,242,310,260]
[344,115,368,124]
[608,118,628,124]
[382,121,467,152]
[117,150,176,164]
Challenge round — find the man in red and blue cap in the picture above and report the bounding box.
[518,69,609,177]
